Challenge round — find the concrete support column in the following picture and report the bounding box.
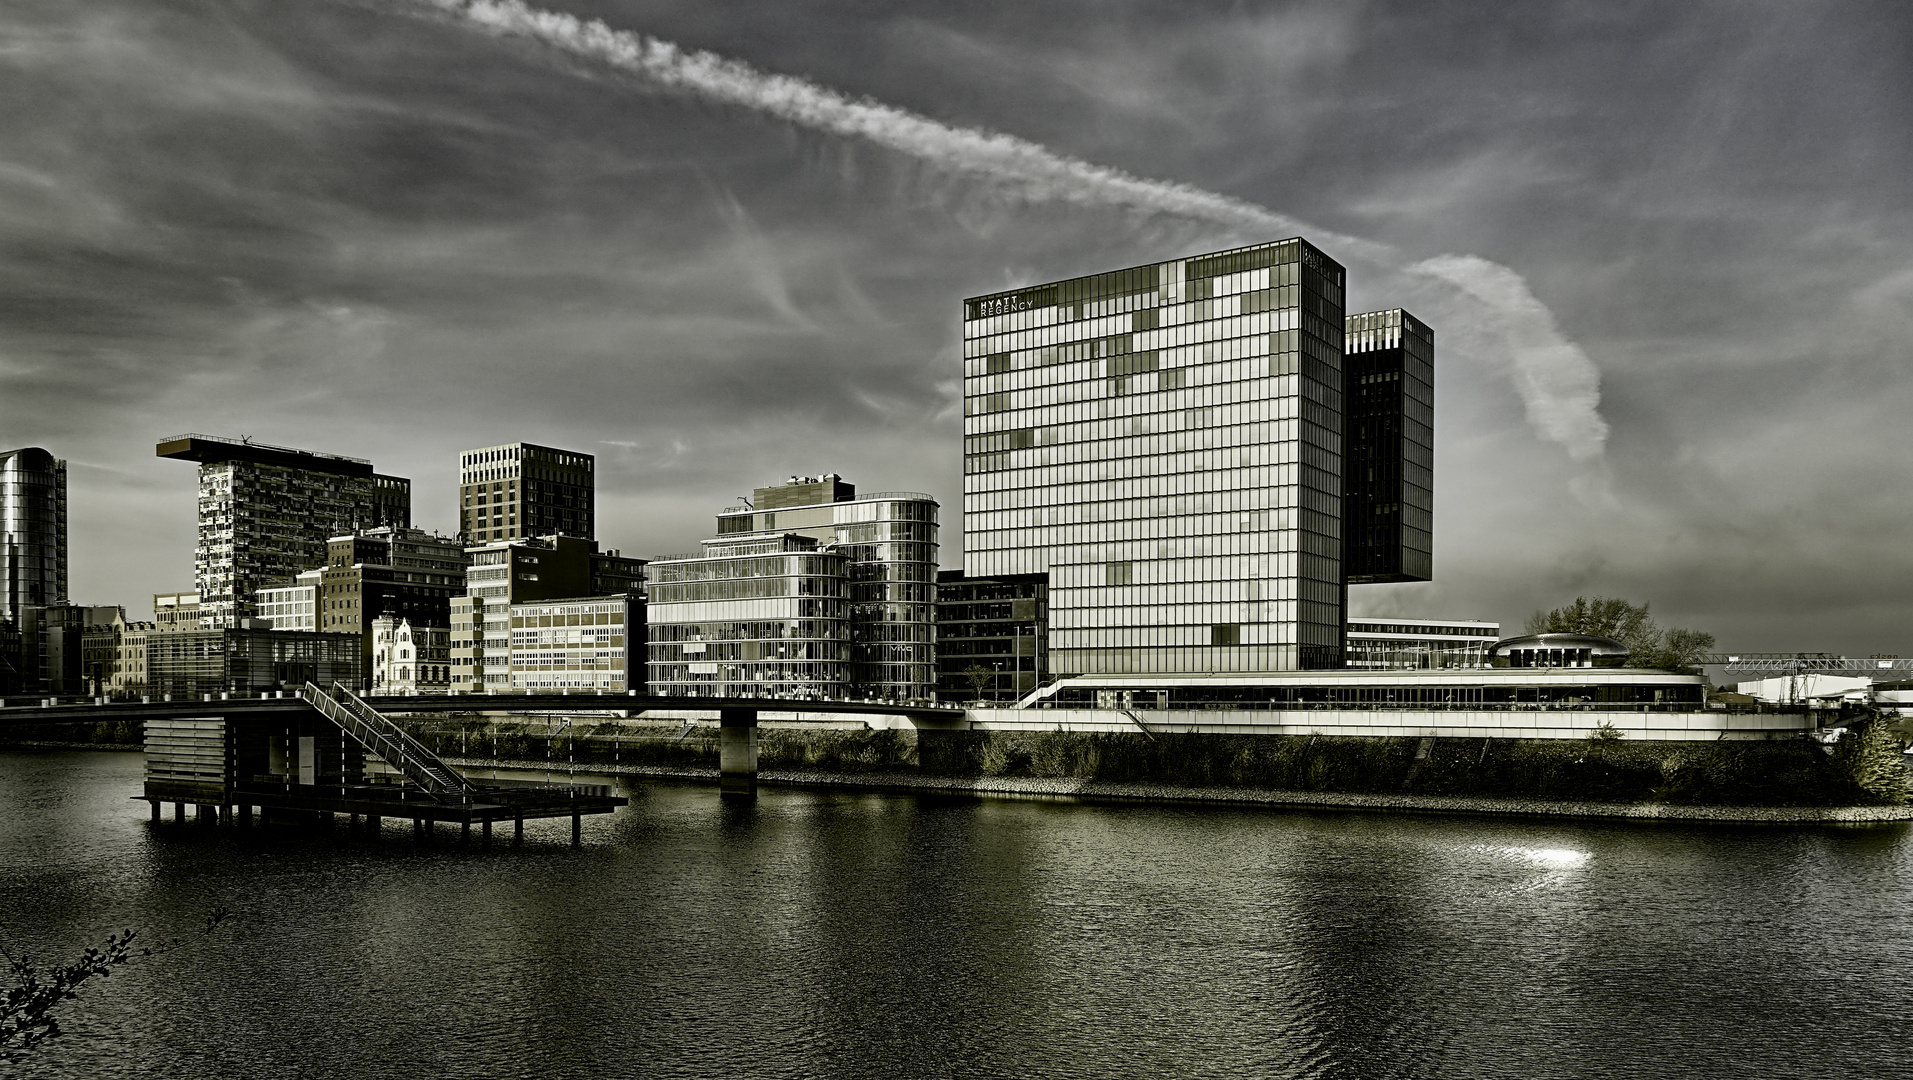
[513,815,524,846]
[172,802,184,824]
[149,800,161,824]
[718,707,759,799]
[571,810,581,847]
[239,804,252,828]
[365,814,380,837]
[461,821,471,845]
[481,819,492,847]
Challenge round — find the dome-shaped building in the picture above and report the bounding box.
[1488,633,1631,669]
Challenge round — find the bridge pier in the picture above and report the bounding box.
[481,819,492,848]
[149,799,160,824]
[718,707,759,799]
[172,802,184,824]
[513,814,524,846]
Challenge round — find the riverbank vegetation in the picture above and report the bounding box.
[1526,595,1715,670]
[7,714,1903,807]
[383,717,1906,808]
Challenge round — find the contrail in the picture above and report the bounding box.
[1411,256,1610,460]
[396,0,1608,460]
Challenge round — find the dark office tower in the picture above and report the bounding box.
[156,434,411,628]
[459,443,594,543]
[1,447,67,622]
[963,238,1347,674]
[934,570,1048,701]
[1343,310,1433,584]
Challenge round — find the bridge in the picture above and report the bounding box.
[1698,654,1913,678]
[1,687,967,838]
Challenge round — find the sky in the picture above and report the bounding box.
[3,0,1912,654]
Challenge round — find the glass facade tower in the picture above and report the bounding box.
[963,238,1348,673]
[0,447,67,623]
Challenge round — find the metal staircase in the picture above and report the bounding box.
[302,682,475,801]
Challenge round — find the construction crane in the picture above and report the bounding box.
[1698,653,1913,708]
[1698,654,1913,677]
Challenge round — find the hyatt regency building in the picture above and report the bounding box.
[961,238,1430,675]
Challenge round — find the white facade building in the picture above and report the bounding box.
[371,615,451,695]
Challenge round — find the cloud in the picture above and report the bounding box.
[1410,254,1609,461]
[395,0,1610,460]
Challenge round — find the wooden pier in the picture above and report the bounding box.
[140,683,626,844]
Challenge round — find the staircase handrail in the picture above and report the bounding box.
[301,682,474,800]
[329,682,476,797]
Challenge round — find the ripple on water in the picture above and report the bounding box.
[2,751,1910,1080]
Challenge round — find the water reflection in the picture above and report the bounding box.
[2,751,1909,1080]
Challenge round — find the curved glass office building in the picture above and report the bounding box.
[706,476,939,700]
[646,534,852,697]
[1,447,67,622]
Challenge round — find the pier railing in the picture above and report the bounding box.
[303,683,476,801]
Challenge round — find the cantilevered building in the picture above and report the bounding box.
[963,238,1351,673]
[1,447,66,622]
[1344,309,1433,583]
[156,434,410,628]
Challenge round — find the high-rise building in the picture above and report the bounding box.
[1344,309,1433,584]
[458,442,594,543]
[963,238,1350,674]
[711,475,938,700]
[156,434,410,627]
[1,447,67,623]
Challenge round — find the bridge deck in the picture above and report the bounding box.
[2,692,963,726]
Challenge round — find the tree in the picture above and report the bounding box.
[2,909,228,1061]
[1832,714,1913,805]
[1526,596,1715,670]
[964,664,994,702]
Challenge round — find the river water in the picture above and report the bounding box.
[2,749,1909,1079]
